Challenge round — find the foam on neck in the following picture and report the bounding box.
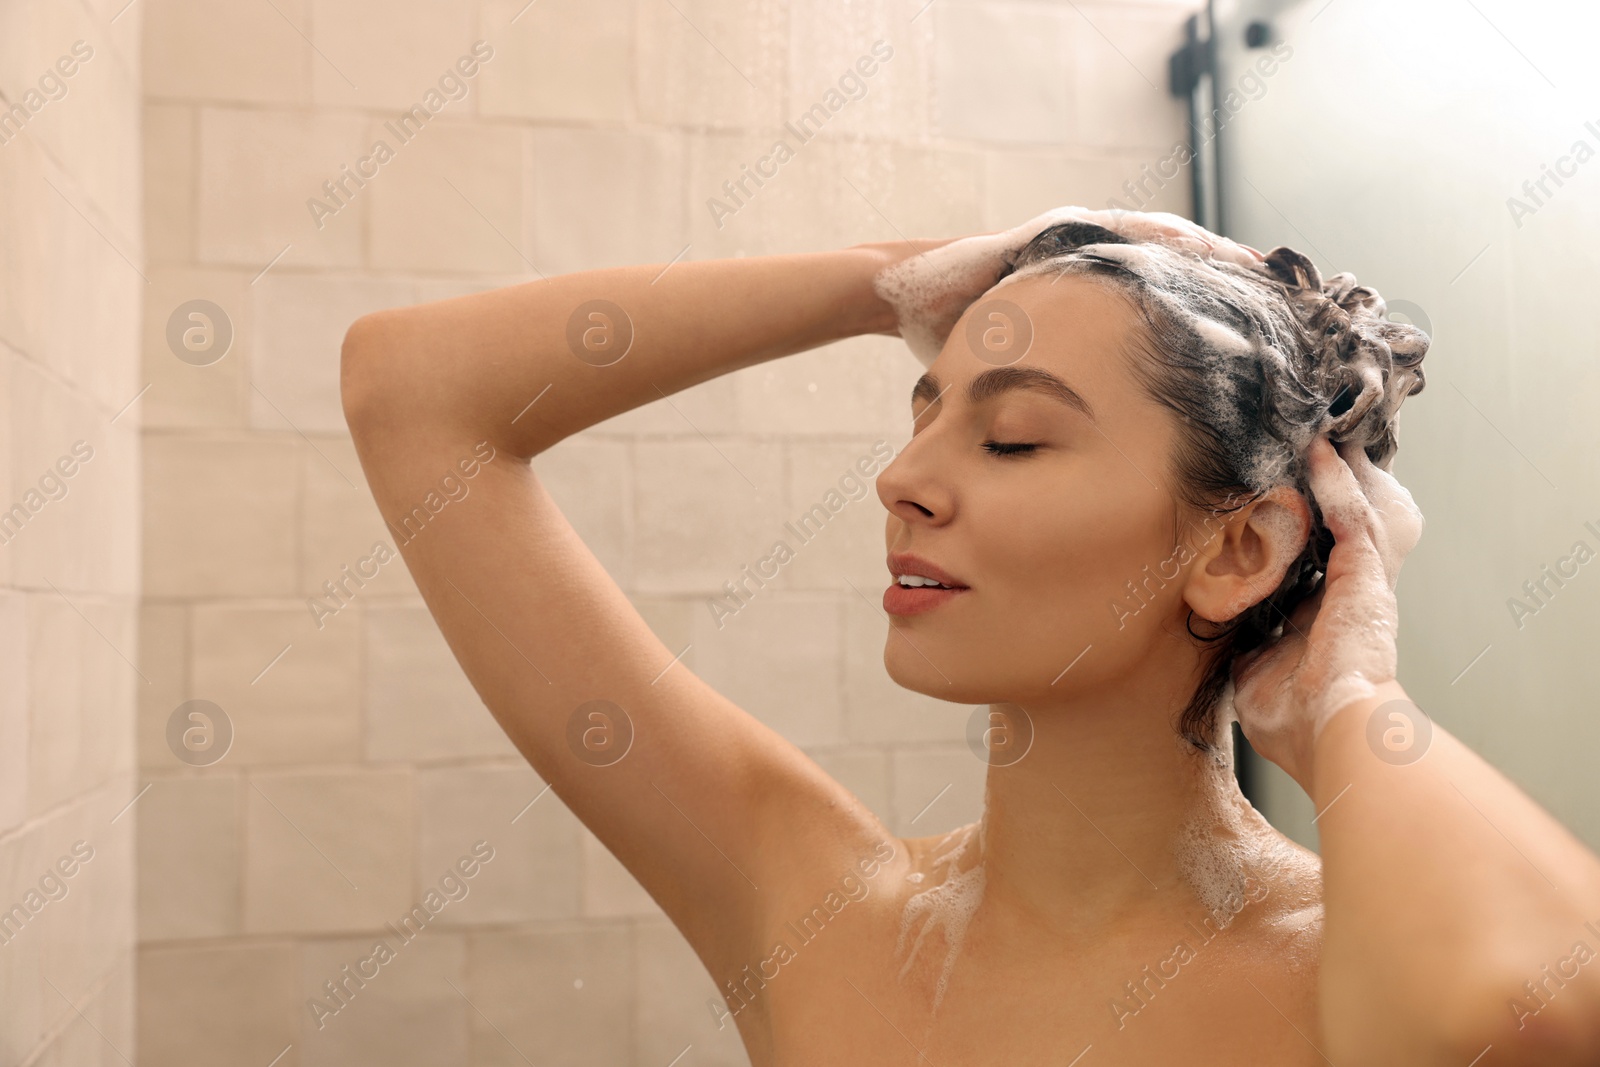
[895,819,988,1016]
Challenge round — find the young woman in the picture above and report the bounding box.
[340,209,1600,1066]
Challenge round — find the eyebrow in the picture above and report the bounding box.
[911,367,1097,422]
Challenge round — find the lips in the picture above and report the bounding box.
[886,553,968,589]
[884,552,969,616]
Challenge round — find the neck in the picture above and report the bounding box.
[969,675,1287,941]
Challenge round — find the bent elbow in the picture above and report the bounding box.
[340,309,406,436]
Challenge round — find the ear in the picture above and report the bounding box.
[1183,486,1312,624]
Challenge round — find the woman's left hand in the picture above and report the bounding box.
[1228,435,1425,791]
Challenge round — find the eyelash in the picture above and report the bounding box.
[982,441,1038,457]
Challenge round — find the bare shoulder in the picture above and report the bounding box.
[1234,832,1326,1029]
[1257,833,1325,944]
[1223,826,1325,971]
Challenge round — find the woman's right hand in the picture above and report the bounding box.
[860,225,1031,364]
[859,206,1267,365]
[859,210,1096,363]
[852,236,971,338]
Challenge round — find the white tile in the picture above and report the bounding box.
[415,765,581,925]
[364,605,517,762]
[933,2,1074,144]
[140,267,250,429]
[143,0,312,104]
[0,591,28,834]
[242,769,413,934]
[531,438,632,587]
[144,103,196,266]
[635,0,787,128]
[984,148,1192,223]
[527,127,688,274]
[301,436,417,600]
[309,0,478,111]
[366,120,527,274]
[779,438,899,593]
[635,919,752,1066]
[690,593,844,747]
[189,603,362,766]
[788,5,933,142]
[478,0,632,122]
[138,942,300,1064]
[633,440,786,595]
[466,923,633,1065]
[296,933,466,1066]
[197,107,368,269]
[1071,3,1190,151]
[890,744,985,836]
[137,775,240,940]
[141,436,300,598]
[249,274,415,435]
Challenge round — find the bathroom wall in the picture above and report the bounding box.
[0,0,143,1064]
[132,0,1198,1063]
[1211,0,1600,854]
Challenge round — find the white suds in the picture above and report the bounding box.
[895,821,987,1013]
[872,206,1262,372]
[874,207,1427,498]
[1172,725,1300,923]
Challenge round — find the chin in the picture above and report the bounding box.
[881,638,1012,706]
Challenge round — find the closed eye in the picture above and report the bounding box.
[982,441,1038,457]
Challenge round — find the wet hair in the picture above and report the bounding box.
[993,220,1429,752]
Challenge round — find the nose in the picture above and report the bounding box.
[875,425,955,528]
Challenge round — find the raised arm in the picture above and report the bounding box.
[1232,437,1600,1065]
[338,243,936,978]
[1311,680,1600,1065]
[342,247,918,462]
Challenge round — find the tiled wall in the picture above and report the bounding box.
[0,0,143,1064]
[133,0,1194,1063]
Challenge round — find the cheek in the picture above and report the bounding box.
[975,473,1181,629]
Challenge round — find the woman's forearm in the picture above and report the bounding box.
[341,244,907,457]
[1309,680,1600,1064]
